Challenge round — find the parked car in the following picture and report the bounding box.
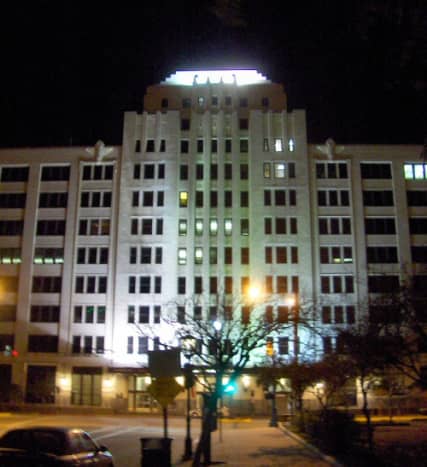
[0,426,114,466]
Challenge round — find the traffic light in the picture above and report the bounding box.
[222,381,237,395]
[266,339,274,357]
[3,345,18,357]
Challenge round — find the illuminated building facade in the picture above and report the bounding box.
[0,70,423,411]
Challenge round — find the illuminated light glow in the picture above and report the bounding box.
[103,378,114,390]
[222,376,230,385]
[288,138,295,152]
[213,320,222,331]
[242,375,251,388]
[247,284,261,301]
[285,295,296,307]
[145,376,152,385]
[59,376,71,389]
[176,376,184,386]
[164,70,269,86]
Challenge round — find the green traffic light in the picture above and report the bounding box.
[222,382,236,394]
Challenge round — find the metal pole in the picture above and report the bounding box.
[183,386,192,460]
[269,382,278,427]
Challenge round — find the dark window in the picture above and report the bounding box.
[240,191,249,207]
[28,335,58,352]
[367,247,398,263]
[239,118,248,130]
[360,163,392,179]
[0,220,24,236]
[146,140,155,152]
[181,118,190,130]
[180,140,189,153]
[210,164,218,179]
[41,166,70,181]
[180,165,188,180]
[365,218,396,234]
[1,166,29,182]
[368,275,400,293]
[240,164,249,180]
[144,164,155,179]
[363,190,394,206]
[407,191,427,206]
[178,277,186,295]
[39,192,68,208]
[0,193,26,208]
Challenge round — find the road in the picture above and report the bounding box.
[0,413,340,466]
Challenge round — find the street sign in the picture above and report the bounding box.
[148,349,181,377]
[147,377,184,407]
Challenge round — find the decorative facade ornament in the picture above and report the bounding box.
[85,140,114,162]
[316,138,344,159]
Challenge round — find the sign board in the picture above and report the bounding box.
[147,377,184,407]
[148,349,181,377]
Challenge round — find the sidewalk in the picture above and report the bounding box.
[176,419,341,467]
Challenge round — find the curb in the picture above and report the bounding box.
[279,423,344,467]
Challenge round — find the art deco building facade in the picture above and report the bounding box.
[0,70,423,410]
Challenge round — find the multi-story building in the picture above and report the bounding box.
[0,69,424,412]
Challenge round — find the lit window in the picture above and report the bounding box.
[263,139,269,152]
[210,219,218,236]
[179,191,188,207]
[263,163,271,178]
[178,248,187,265]
[195,247,203,264]
[198,96,204,106]
[274,138,283,152]
[288,138,295,152]
[415,164,425,179]
[179,219,187,236]
[224,219,232,236]
[195,219,203,236]
[404,164,414,179]
[274,163,285,178]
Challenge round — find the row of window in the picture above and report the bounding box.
[129,246,162,264]
[320,276,354,294]
[179,218,248,236]
[265,246,299,264]
[77,247,109,265]
[127,305,161,324]
[130,217,163,235]
[179,246,253,265]
[75,276,107,294]
[264,189,297,207]
[133,163,165,180]
[128,276,162,294]
[0,164,115,183]
[179,163,249,180]
[321,305,356,325]
[80,191,112,208]
[163,95,267,109]
[72,335,105,354]
[179,191,251,209]
[74,305,106,324]
[132,191,164,207]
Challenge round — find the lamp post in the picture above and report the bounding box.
[269,354,278,427]
[181,336,195,461]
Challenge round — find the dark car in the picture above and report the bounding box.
[0,426,114,466]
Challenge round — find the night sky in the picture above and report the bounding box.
[0,1,425,148]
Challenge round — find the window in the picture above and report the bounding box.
[368,275,399,293]
[361,163,392,179]
[180,140,189,154]
[367,247,398,263]
[39,192,68,208]
[274,138,283,152]
[278,337,288,355]
[210,164,218,180]
[146,140,155,152]
[178,248,187,265]
[34,248,64,264]
[28,335,58,353]
[241,247,249,265]
[74,276,107,294]
[0,220,24,236]
[240,139,248,153]
[224,163,232,179]
[239,97,248,107]
[0,248,21,264]
[0,166,29,182]
[288,139,295,152]
[135,140,141,152]
[241,219,249,235]
[240,164,248,180]
[225,191,232,207]
[179,191,188,207]
[194,276,203,294]
[319,217,351,235]
[81,164,113,180]
[225,139,232,153]
[177,306,186,324]
[225,276,233,294]
[80,191,110,208]
[180,165,188,180]
[178,277,186,295]
[36,220,66,236]
[195,219,203,235]
[210,277,218,294]
[261,97,269,107]
[210,218,218,235]
[79,218,110,236]
[224,218,232,235]
[32,276,61,293]
[365,217,396,235]
[239,118,248,130]
[210,247,217,264]
[318,190,350,207]
[224,247,232,264]
[0,193,26,208]
[127,305,135,323]
[211,140,218,153]
[181,118,190,130]
[30,305,60,322]
[407,191,427,206]
[42,165,70,181]
[179,219,187,236]
[320,246,353,264]
[412,246,427,263]
[320,276,354,294]
[363,190,394,206]
[76,247,108,264]
[316,162,348,179]
[404,163,427,180]
[197,139,204,153]
[240,191,249,207]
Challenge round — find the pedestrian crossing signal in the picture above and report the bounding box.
[266,340,274,357]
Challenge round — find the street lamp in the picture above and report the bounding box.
[181,335,196,461]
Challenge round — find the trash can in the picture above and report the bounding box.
[140,437,172,467]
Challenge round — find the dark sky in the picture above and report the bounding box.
[0,0,425,148]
